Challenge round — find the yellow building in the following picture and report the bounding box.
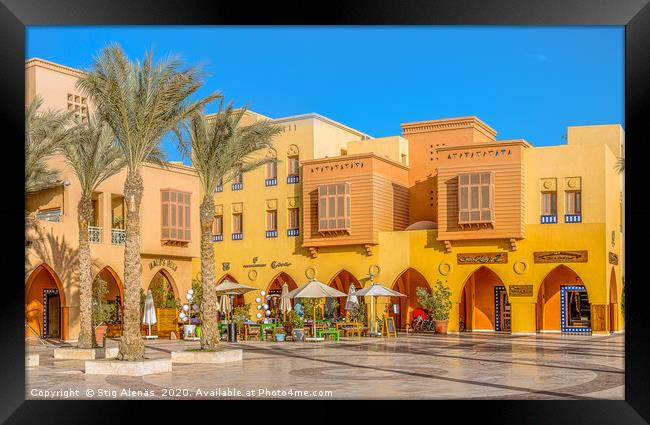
[25,57,624,342]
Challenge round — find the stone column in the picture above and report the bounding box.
[510,302,536,335]
[447,302,461,334]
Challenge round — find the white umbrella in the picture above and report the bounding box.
[345,284,359,311]
[279,283,292,320]
[215,280,256,343]
[355,283,406,336]
[283,279,347,340]
[142,289,157,338]
[218,295,231,316]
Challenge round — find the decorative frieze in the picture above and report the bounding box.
[457,252,508,264]
[533,250,588,263]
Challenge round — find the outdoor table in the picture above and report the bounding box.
[344,327,368,337]
[249,323,277,341]
[316,329,340,342]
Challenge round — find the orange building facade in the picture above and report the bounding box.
[25,57,624,342]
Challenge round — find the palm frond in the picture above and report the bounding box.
[75,43,221,173]
[181,102,282,196]
[614,157,624,174]
[61,115,125,198]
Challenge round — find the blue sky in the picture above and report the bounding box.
[27,26,623,162]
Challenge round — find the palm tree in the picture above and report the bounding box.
[180,101,281,349]
[76,44,219,360]
[25,95,74,192]
[62,117,125,349]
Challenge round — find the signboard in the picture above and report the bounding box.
[533,250,588,263]
[457,252,508,264]
[608,252,619,265]
[509,285,533,297]
[148,258,178,272]
[156,308,179,339]
[383,317,397,338]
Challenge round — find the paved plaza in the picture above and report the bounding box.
[25,332,624,400]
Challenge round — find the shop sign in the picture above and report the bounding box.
[533,250,588,263]
[148,258,178,272]
[271,261,291,269]
[243,257,267,268]
[457,252,508,264]
[509,285,533,297]
[608,252,618,265]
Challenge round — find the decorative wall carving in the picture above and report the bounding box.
[457,252,508,264]
[533,250,588,263]
[287,144,299,156]
[608,252,619,265]
[509,285,533,297]
[266,199,277,210]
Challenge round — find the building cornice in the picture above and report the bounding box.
[301,151,409,171]
[272,113,372,139]
[436,139,532,151]
[25,58,85,78]
[401,116,497,140]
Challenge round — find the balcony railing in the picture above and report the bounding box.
[213,234,223,242]
[111,228,126,245]
[265,178,277,187]
[232,182,243,191]
[564,214,582,223]
[287,175,299,184]
[540,215,557,224]
[88,226,102,244]
[287,228,300,236]
[232,232,243,240]
[266,230,278,238]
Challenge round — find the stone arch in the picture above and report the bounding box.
[389,267,430,329]
[146,268,180,308]
[94,265,124,301]
[459,266,509,332]
[535,265,590,333]
[217,273,245,307]
[327,269,361,318]
[25,263,68,340]
[265,272,298,319]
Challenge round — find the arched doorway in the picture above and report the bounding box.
[536,265,590,333]
[147,269,180,309]
[460,267,510,332]
[391,268,430,329]
[94,266,124,324]
[25,264,67,340]
[609,268,618,333]
[327,270,361,319]
[265,272,298,319]
[217,274,245,308]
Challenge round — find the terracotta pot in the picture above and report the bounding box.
[95,325,108,345]
[433,320,448,334]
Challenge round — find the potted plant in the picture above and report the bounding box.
[112,215,124,229]
[416,280,452,334]
[289,310,305,341]
[92,277,113,346]
[273,326,286,342]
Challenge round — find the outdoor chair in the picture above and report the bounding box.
[283,323,294,341]
[245,324,260,341]
[264,327,275,341]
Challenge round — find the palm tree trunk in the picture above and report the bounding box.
[77,195,95,349]
[118,170,145,360]
[199,196,219,349]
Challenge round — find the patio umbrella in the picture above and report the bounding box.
[344,284,359,311]
[214,280,257,343]
[355,283,406,336]
[142,289,157,338]
[279,282,292,321]
[218,295,231,317]
[283,279,347,340]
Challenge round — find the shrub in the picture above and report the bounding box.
[416,280,452,321]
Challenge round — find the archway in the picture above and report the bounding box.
[217,274,245,308]
[147,269,180,309]
[390,268,430,329]
[25,264,67,340]
[536,265,590,333]
[265,272,298,319]
[609,268,618,333]
[327,270,361,319]
[459,267,509,332]
[94,266,124,324]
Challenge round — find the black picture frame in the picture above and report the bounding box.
[2,0,649,423]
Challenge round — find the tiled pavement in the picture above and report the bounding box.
[25,332,624,400]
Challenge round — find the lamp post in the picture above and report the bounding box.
[225,291,237,343]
